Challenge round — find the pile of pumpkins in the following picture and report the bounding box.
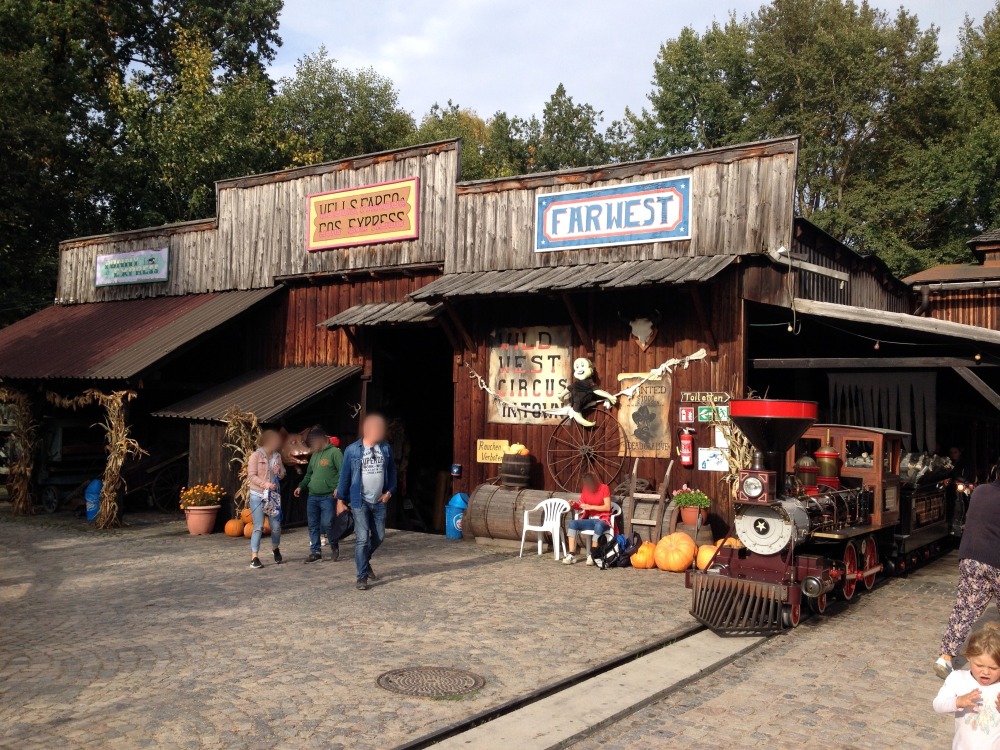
[504,443,531,456]
[223,507,270,539]
[630,532,743,572]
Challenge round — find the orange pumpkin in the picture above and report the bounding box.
[654,532,697,572]
[720,536,744,549]
[224,519,245,537]
[696,544,719,570]
[263,517,271,534]
[240,508,253,525]
[630,541,657,569]
[243,522,253,538]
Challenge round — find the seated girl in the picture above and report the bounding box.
[562,472,612,566]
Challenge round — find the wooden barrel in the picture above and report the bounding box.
[499,454,532,488]
[467,484,555,541]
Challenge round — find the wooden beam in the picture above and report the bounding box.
[443,301,475,356]
[436,316,462,355]
[954,366,1000,412]
[770,252,850,283]
[561,293,594,353]
[689,286,718,354]
[754,357,996,369]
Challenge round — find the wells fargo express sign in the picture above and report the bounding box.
[534,176,691,252]
[307,177,420,252]
[95,247,169,287]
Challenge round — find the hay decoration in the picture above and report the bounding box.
[710,390,758,523]
[0,386,36,516]
[45,389,146,529]
[222,406,260,518]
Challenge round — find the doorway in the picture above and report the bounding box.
[367,327,454,533]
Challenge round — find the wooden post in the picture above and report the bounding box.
[561,293,594,355]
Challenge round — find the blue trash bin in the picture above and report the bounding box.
[84,479,102,522]
[445,493,468,540]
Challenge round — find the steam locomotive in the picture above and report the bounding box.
[686,399,953,634]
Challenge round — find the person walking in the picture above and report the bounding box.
[937,477,1000,678]
[294,427,343,563]
[337,414,397,590]
[247,429,285,569]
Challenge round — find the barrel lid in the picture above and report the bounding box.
[447,493,469,509]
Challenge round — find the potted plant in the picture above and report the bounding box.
[179,483,225,535]
[672,485,711,526]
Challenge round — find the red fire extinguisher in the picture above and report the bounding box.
[678,428,695,467]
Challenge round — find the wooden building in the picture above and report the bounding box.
[5,136,1000,526]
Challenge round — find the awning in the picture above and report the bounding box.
[791,298,1000,347]
[320,300,442,328]
[409,256,734,301]
[153,366,362,422]
[0,287,281,380]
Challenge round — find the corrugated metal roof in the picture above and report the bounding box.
[903,264,1000,284]
[0,287,280,380]
[153,366,362,422]
[320,301,442,328]
[409,257,734,301]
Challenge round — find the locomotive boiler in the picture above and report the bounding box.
[686,399,949,634]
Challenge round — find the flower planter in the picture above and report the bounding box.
[184,505,220,535]
[679,506,708,526]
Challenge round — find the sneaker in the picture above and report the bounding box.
[250,558,263,569]
[330,545,340,563]
[304,552,322,564]
[935,657,953,680]
[356,577,369,591]
[367,567,379,581]
[586,555,595,566]
[561,554,576,565]
[320,535,329,547]
[272,548,282,564]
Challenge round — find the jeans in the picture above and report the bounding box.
[249,495,281,554]
[352,501,386,581]
[307,494,335,555]
[568,518,608,546]
[329,508,352,548]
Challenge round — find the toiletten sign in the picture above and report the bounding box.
[95,247,169,287]
[534,176,691,252]
[307,177,420,252]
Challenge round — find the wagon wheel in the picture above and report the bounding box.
[41,485,60,514]
[151,463,187,513]
[546,410,628,493]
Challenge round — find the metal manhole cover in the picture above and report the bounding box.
[376,667,486,698]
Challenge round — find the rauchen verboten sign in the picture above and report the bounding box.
[307,177,420,252]
[534,176,691,252]
[95,247,169,287]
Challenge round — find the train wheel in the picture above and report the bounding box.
[840,541,859,601]
[860,536,878,591]
[781,603,801,628]
[807,594,827,614]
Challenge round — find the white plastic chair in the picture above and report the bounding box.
[575,501,623,552]
[519,498,571,559]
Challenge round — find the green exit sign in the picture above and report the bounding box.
[698,405,729,422]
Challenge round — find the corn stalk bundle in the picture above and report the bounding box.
[0,386,35,516]
[46,389,145,529]
[222,406,260,517]
[710,390,759,523]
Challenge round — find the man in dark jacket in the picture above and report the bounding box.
[294,427,343,563]
[336,414,397,590]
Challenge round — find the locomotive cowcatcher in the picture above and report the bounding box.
[686,399,950,634]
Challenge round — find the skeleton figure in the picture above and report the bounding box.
[560,358,617,427]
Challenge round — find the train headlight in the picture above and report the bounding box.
[742,475,764,499]
[957,483,966,493]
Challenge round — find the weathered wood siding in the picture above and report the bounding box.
[920,289,1000,330]
[57,142,459,302]
[449,138,798,273]
[450,273,746,522]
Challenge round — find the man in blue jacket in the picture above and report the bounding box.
[337,413,397,590]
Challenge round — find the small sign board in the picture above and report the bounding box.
[678,406,695,424]
[307,177,420,252]
[535,176,691,252]
[698,447,729,472]
[95,247,169,287]
[698,405,729,422]
[680,391,731,404]
[476,439,510,463]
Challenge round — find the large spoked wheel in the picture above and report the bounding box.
[781,602,801,628]
[861,536,878,591]
[840,541,859,601]
[41,485,60,514]
[151,463,187,513]
[807,594,827,614]
[546,410,628,493]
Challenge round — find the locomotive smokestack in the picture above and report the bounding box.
[729,400,819,492]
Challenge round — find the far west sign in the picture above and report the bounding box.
[534,176,691,252]
[307,177,420,252]
[95,247,169,287]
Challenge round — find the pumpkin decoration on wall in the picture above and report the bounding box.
[654,532,697,571]
[696,544,719,571]
[224,519,245,538]
[630,541,657,569]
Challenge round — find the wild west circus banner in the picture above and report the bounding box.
[307,177,420,251]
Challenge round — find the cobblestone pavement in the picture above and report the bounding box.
[570,551,969,750]
[0,511,695,749]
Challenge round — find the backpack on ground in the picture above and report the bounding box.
[593,532,628,570]
[616,532,642,567]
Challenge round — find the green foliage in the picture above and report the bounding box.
[534,83,607,171]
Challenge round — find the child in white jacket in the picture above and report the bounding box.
[935,622,1000,749]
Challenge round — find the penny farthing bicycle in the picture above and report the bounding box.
[545,405,629,493]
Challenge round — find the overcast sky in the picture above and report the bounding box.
[270,1,997,124]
